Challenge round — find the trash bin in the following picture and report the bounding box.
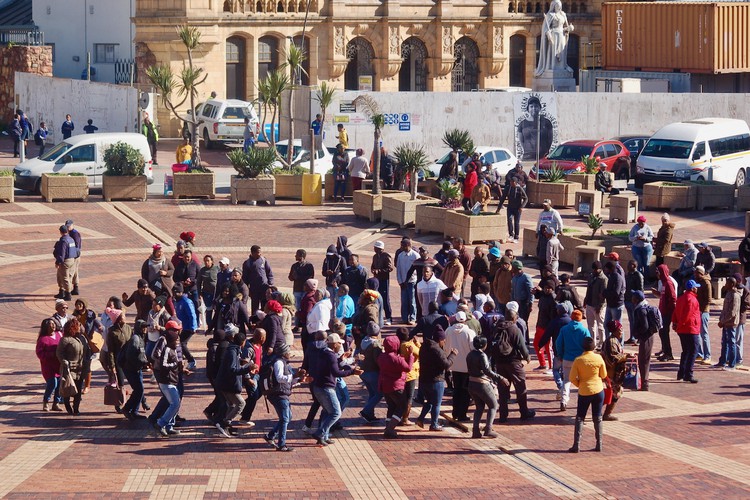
[302,173,322,206]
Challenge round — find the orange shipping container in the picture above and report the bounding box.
[602,2,750,74]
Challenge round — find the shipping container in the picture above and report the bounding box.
[602,2,750,74]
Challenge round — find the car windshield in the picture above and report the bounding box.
[39,141,72,161]
[436,151,468,164]
[275,144,303,159]
[546,144,592,161]
[222,106,253,120]
[640,139,694,159]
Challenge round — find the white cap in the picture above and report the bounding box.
[219,257,230,265]
[255,310,266,321]
[506,301,519,314]
[455,311,467,322]
[327,333,343,344]
[374,240,385,249]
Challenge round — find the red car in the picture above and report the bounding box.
[531,139,632,180]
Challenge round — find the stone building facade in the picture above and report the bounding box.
[0,45,53,124]
[134,0,603,135]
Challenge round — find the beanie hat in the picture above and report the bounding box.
[105,307,123,323]
[266,300,283,314]
[306,278,318,290]
[366,321,380,337]
[433,325,447,342]
[366,277,380,290]
[571,310,583,321]
[505,301,519,314]
[154,296,167,307]
[172,283,184,294]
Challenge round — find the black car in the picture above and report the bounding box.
[613,135,650,184]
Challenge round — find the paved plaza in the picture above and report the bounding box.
[1,144,750,499]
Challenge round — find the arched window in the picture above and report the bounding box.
[535,3,542,13]
[526,2,532,13]
[256,1,262,12]
[277,1,284,12]
[258,36,279,82]
[509,34,526,88]
[508,2,515,12]
[451,37,479,91]
[226,36,246,100]
[399,37,428,91]
[345,37,375,90]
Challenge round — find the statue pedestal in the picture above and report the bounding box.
[533,70,577,92]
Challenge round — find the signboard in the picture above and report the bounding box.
[339,101,356,113]
[578,203,591,216]
[358,75,373,91]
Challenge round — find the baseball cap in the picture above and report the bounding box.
[637,215,647,223]
[455,311,467,322]
[511,260,523,269]
[374,241,385,249]
[685,279,701,290]
[542,199,552,206]
[219,257,230,265]
[165,320,182,331]
[605,252,620,261]
[489,247,501,258]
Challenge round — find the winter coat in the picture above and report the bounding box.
[215,343,251,394]
[556,320,591,362]
[696,274,713,313]
[342,264,368,300]
[534,292,558,329]
[444,323,476,373]
[37,332,62,379]
[107,323,133,371]
[657,264,677,316]
[261,312,284,352]
[498,184,528,210]
[121,334,148,372]
[174,260,200,293]
[141,257,174,297]
[56,336,84,380]
[584,272,607,310]
[377,336,413,394]
[441,260,464,292]
[154,344,179,385]
[174,295,198,331]
[673,291,701,334]
[466,349,506,385]
[653,222,675,257]
[123,289,156,322]
[511,272,533,304]
[242,255,274,294]
[309,347,353,388]
[604,270,625,308]
[418,338,455,383]
[720,288,741,328]
[492,320,529,364]
[322,247,346,287]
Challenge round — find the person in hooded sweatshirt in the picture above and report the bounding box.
[322,245,346,308]
[215,331,254,438]
[204,325,231,425]
[377,335,414,439]
[358,322,384,423]
[336,236,352,268]
[538,302,573,397]
[261,299,285,356]
[556,310,591,412]
[415,325,456,431]
[444,311,476,422]
[467,336,509,439]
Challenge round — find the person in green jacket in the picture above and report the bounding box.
[142,113,159,165]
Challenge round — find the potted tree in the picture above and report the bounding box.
[416,179,462,234]
[527,162,581,207]
[353,94,385,195]
[228,147,276,205]
[568,155,598,190]
[381,143,437,228]
[0,170,14,203]
[102,141,148,201]
[41,173,88,202]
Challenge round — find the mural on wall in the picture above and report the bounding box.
[514,93,559,161]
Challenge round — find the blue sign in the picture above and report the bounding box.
[399,122,411,131]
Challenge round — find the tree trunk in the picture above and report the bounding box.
[287,87,294,166]
[410,171,418,200]
[371,128,381,195]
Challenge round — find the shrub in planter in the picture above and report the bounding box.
[0,170,13,203]
[228,147,276,204]
[102,141,148,201]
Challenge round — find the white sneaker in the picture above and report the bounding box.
[544,370,554,376]
[301,425,313,435]
[215,423,232,438]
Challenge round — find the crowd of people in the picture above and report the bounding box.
[38,203,746,453]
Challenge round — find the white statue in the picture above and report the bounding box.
[535,0,575,77]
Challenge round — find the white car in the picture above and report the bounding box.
[272,139,335,176]
[427,146,518,178]
[182,99,260,149]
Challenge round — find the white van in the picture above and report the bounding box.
[636,118,750,186]
[13,133,154,193]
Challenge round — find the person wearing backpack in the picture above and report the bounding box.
[214,331,255,438]
[631,290,656,391]
[262,343,300,452]
[493,303,536,422]
[121,319,149,420]
[556,310,591,411]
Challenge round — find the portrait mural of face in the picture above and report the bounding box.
[513,93,559,161]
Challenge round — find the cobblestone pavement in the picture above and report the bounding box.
[1,145,750,499]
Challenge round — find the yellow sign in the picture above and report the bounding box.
[358,75,373,91]
[333,115,350,123]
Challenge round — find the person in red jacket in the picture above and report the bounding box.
[377,335,414,439]
[461,157,479,211]
[673,279,701,383]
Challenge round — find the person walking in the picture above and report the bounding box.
[467,336,509,438]
[121,320,150,420]
[36,319,64,412]
[496,175,528,242]
[172,283,198,370]
[215,331,254,437]
[377,335,414,439]
[263,343,299,451]
[415,325,455,431]
[673,279,701,383]
[242,245,275,314]
[288,249,315,313]
[556,310,591,411]
[336,123,349,149]
[142,113,159,164]
[358,322,384,423]
[568,337,607,453]
[371,241,394,325]
[53,225,80,301]
[56,318,86,415]
[152,328,182,437]
[629,215,654,277]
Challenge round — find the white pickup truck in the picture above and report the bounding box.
[182,99,260,149]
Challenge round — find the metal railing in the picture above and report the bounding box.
[0,27,44,46]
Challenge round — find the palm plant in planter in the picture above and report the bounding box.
[228,147,277,205]
[102,141,147,201]
[588,214,604,238]
[393,143,430,200]
[442,128,475,155]
[437,178,462,208]
[228,148,276,178]
[352,95,385,195]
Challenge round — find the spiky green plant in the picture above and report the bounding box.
[545,162,566,183]
[437,178,462,208]
[581,155,600,175]
[313,81,336,127]
[588,213,604,238]
[227,147,276,179]
[393,143,430,200]
[442,128,475,156]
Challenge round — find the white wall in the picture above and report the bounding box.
[314,91,750,160]
[33,0,135,84]
[15,73,139,144]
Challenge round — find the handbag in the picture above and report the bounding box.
[622,360,641,391]
[60,368,78,398]
[603,377,613,405]
[88,332,104,353]
[103,383,127,406]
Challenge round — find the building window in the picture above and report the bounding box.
[94,44,117,63]
[258,36,278,82]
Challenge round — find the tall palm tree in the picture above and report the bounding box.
[256,69,291,166]
[393,143,430,200]
[353,95,385,195]
[314,81,336,128]
[280,43,307,167]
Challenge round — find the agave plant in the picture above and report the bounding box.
[256,69,291,167]
[442,128,475,156]
[394,143,430,200]
[353,95,385,194]
[437,178,462,208]
[545,162,566,183]
[580,155,600,175]
[227,147,276,179]
[588,213,604,238]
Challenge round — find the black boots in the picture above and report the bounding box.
[603,401,618,421]
[55,289,65,299]
[593,417,603,452]
[569,417,583,453]
[71,286,79,296]
[384,416,399,439]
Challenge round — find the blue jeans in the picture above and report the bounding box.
[44,376,62,403]
[507,207,521,239]
[400,282,416,323]
[294,291,304,312]
[360,371,382,419]
[201,291,214,311]
[327,285,339,311]
[312,385,341,441]
[604,305,624,339]
[417,380,445,427]
[697,312,712,359]
[157,383,181,429]
[737,323,745,365]
[335,377,350,411]
[631,244,653,276]
[123,369,144,415]
[720,326,737,368]
[267,396,291,447]
[243,138,255,152]
[145,340,157,360]
[552,356,564,391]
[333,178,347,199]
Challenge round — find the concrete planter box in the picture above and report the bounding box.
[352,190,407,222]
[610,244,634,264]
[420,178,441,198]
[382,194,438,228]
[443,209,507,243]
[230,175,275,205]
[324,174,353,200]
[273,174,303,199]
[522,227,539,257]
[693,182,735,210]
[527,179,581,207]
[41,174,88,202]
[0,175,13,203]
[559,231,622,265]
[173,172,215,199]
[642,182,696,210]
[415,204,447,234]
[567,173,596,191]
[663,252,683,274]
[102,175,147,202]
[737,185,750,211]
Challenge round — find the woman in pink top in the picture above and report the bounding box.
[36,318,64,412]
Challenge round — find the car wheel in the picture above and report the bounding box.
[33,178,42,195]
[736,169,746,188]
[203,129,213,150]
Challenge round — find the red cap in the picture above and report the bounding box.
[165,320,182,331]
[605,252,619,260]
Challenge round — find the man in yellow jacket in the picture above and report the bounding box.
[175,138,192,165]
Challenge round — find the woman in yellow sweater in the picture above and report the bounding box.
[568,336,607,453]
[397,327,420,426]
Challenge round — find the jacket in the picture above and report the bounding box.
[269,356,294,398]
[624,270,644,303]
[654,222,675,257]
[584,272,607,309]
[555,284,582,310]
[154,344,180,385]
[632,301,652,340]
[307,298,332,334]
[604,270,625,308]
[466,349,507,385]
[371,251,394,283]
[141,257,174,297]
[492,320,529,364]
[444,323,476,373]
[174,295,198,331]
[322,248,346,287]
[309,347,353,388]
[629,223,654,248]
[174,260,200,292]
[261,312,284,352]
[539,313,571,356]
[37,331,62,380]
[534,292,557,328]
[399,339,420,382]
[537,208,564,234]
[215,343,251,394]
[395,248,419,284]
[441,261,464,292]
[377,336,413,393]
[673,291,701,334]
[511,272,533,304]
[123,289,156,322]
[720,288,741,328]
[342,264,368,299]
[242,255,274,293]
[107,323,133,371]
[121,334,148,372]
[498,184,528,210]
[57,336,84,379]
[288,261,314,293]
[569,351,607,397]
[695,249,716,275]
[657,264,677,316]
[492,263,513,304]
[696,274,712,313]
[359,337,383,373]
[53,234,79,264]
[740,286,750,326]
[198,265,219,296]
[418,339,455,383]
[556,320,591,362]
[462,169,478,198]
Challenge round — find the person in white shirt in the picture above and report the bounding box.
[306,289,332,334]
[416,266,447,314]
[347,148,370,191]
[395,237,420,325]
[444,311,476,422]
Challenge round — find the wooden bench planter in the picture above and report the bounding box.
[41,174,88,202]
[0,175,13,203]
[415,204,447,234]
[230,175,275,205]
[352,190,407,222]
[642,182,696,210]
[382,195,438,228]
[102,175,147,202]
[443,210,507,244]
[273,174,303,200]
[173,172,215,199]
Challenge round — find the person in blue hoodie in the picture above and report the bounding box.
[172,283,198,370]
[556,309,591,412]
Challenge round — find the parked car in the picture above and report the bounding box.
[272,139,335,176]
[613,135,650,182]
[13,133,154,193]
[427,146,518,178]
[532,139,631,180]
[182,99,260,149]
